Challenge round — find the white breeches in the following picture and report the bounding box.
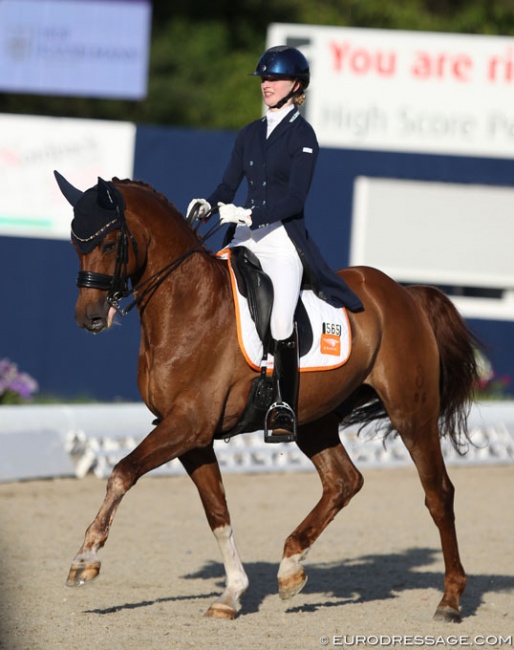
[229,222,303,341]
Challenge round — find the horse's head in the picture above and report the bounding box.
[55,171,139,333]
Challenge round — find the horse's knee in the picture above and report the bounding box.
[108,460,137,495]
[330,468,364,509]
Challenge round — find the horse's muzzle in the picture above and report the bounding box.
[76,303,115,333]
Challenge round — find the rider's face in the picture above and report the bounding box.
[261,76,298,109]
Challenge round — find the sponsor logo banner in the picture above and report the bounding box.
[268,23,514,158]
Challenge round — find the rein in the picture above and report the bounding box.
[78,205,223,317]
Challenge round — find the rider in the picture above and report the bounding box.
[187,45,363,442]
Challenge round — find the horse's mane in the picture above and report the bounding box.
[112,177,182,215]
[111,177,217,255]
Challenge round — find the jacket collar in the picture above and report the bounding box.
[263,109,301,146]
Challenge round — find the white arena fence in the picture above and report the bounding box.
[1,401,513,482]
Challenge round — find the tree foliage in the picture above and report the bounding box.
[0,0,513,129]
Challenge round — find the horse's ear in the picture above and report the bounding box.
[54,170,83,207]
[97,177,117,210]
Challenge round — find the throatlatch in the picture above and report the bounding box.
[264,325,299,443]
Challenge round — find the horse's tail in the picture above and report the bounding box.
[408,285,481,451]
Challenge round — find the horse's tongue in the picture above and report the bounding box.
[107,306,117,328]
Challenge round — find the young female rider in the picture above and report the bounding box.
[187,45,363,442]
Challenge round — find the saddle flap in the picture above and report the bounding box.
[230,246,273,351]
[229,245,314,358]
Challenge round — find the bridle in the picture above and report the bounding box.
[77,204,222,317]
[76,205,135,308]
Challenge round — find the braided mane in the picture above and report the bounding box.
[112,177,183,216]
[111,177,218,254]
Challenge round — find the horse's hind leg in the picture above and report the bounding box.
[379,359,465,620]
[399,427,466,622]
[179,446,249,619]
[278,413,364,599]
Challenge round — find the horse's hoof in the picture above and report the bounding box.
[278,569,308,600]
[65,560,101,587]
[433,605,462,623]
[204,602,237,619]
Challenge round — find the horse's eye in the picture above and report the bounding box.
[103,240,116,254]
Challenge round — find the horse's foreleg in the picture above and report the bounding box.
[66,417,209,588]
[278,414,363,600]
[180,447,249,619]
[402,432,466,623]
[66,464,133,586]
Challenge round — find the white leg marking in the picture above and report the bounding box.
[212,525,249,612]
[278,549,310,580]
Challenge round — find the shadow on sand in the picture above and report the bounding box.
[82,546,514,618]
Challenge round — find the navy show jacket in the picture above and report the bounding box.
[208,109,363,312]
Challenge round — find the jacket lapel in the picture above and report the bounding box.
[265,109,300,148]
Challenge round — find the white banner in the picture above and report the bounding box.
[268,23,514,158]
[0,114,135,239]
[0,0,151,99]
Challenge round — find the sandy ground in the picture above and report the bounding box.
[0,464,512,650]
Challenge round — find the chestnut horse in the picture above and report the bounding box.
[55,172,479,622]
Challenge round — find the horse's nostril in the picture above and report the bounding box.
[88,316,107,332]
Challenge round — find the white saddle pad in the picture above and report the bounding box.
[219,250,352,373]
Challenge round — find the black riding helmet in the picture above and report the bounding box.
[250,45,310,109]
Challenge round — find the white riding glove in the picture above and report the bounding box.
[186,198,211,221]
[218,202,252,227]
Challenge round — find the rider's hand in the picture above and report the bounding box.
[218,202,252,227]
[186,198,211,221]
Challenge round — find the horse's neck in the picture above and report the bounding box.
[135,224,231,333]
[129,192,199,284]
[122,186,232,336]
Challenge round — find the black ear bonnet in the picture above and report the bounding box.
[71,179,126,254]
[53,171,126,254]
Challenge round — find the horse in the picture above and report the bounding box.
[54,171,479,622]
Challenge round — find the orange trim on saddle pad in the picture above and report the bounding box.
[217,248,352,372]
[218,248,260,371]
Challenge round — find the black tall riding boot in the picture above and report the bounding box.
[264,327,299,443]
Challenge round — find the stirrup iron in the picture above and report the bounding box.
[264,400,297,443]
